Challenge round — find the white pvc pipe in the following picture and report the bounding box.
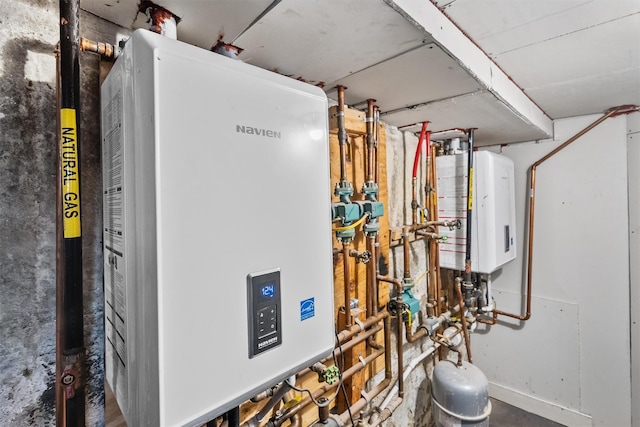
[379,344,437,410]
[378,326,460,410]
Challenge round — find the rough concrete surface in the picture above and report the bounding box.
[378,125,438,427]
[0,2,128,425]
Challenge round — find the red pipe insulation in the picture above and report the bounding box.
[412,122,429,179]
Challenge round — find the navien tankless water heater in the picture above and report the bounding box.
[436,151,517,274]
[101,30,335,426]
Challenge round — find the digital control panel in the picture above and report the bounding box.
[247,269,282,358]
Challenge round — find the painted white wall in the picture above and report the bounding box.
[628,111,640,427]
[473,114,632,426]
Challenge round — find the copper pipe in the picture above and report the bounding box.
[338,377,392,425]
[343,242,353,328]
[477,309,498,325]
[366,99,376,183]
[79,37,117,60]
[365,238,373,318]
[411,176,418,225]
[455,279,473,363]
[288,414,302,427]
[430,143,443,317]
[338,313,393,425]
[428,242,437,317]
[395,294,405,397]
[415,230,439,240]
[336,85,348,183]
[336,311,388,344]
[374,106,381,184]
[402,228,411,280]
[369,396,403,427]
[377,275,403,292]
[405,326,427,343]
[274,348,386,426]
[304,324,383,371]
[493,105,636,322]
[368,235,378,316]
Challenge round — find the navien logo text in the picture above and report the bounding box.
[236,125,281,139]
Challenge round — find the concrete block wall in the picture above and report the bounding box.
[0,2,128,424]
[379,124,437,426]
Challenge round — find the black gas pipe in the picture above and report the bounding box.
[58,0,85,425]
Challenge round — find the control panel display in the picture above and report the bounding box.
[261,284,275,299]
[247,270,282,358]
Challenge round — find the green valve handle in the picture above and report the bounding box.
[324,365,340,385]
[439,235,448,243]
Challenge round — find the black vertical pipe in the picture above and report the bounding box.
[59,0,85,425]
[464,129,475,282]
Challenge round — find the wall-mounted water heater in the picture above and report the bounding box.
[436,151,517,274]
[101,30,335,426]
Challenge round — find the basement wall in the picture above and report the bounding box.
[473,113,633,426]
[0,1,128,424]
[381,125,436,426]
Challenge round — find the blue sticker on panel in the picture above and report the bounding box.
[300,298,315,321]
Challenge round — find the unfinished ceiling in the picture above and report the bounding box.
[81,0,639,146]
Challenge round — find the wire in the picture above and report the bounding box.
[288,338,347,408]
[335,332,355,426]
[333,213,369,232]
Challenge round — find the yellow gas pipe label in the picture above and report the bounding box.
[60,108,81,238]
[467,167,474,211]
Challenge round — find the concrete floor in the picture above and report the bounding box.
[490,398,565,427]
[107,385,565,427]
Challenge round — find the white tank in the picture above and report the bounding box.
[101,29,335,427]
[436,151,517,274]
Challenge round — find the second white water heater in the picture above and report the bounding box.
[436,151,517,274]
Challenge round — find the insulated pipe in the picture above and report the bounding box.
[336,86,348,183]
[455,278,473,363]
[412,123,429,224]
[490,105,638,322]
[59,0,85,425]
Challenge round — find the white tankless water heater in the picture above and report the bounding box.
[101,29,335,427]
[436,151,517,274]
